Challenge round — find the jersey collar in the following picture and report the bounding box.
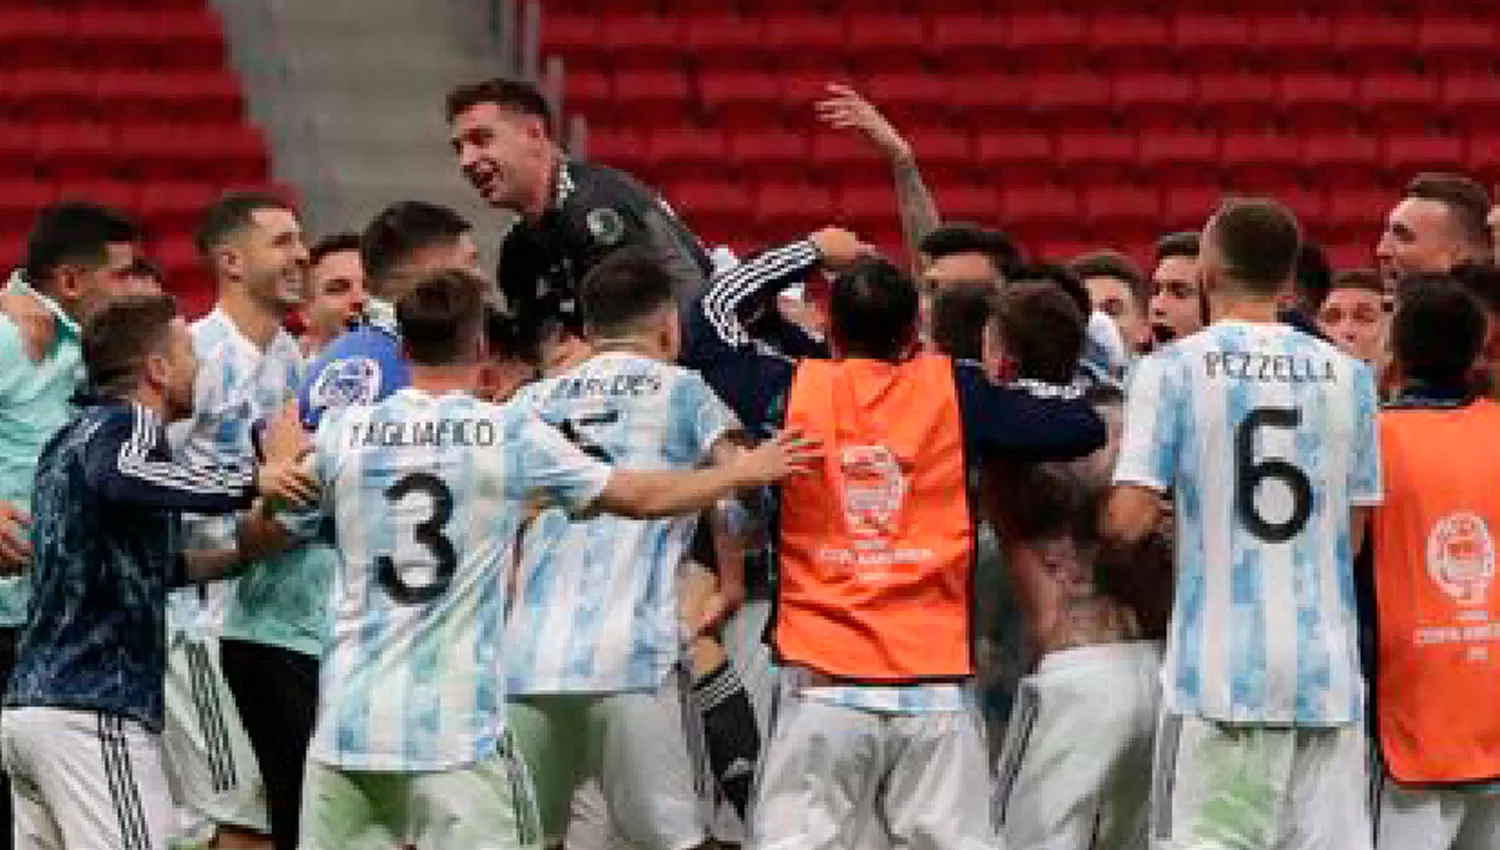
[1387,381,1474,409]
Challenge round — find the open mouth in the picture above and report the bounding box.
[1150,323,1177,344]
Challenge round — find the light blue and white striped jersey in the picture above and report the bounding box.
[170,309,307,642]
[507,352,739,694]
[304,388,611,771]
[1114,321,1382,725]
[799,680,972,714]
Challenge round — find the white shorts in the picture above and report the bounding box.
[995,641,1160,850]
[160,634,268,841]
[1374,772,1500,850]
[750,691,998,850]
[1151,714,1371,850]
[509,676,708,850]
[1,707,174,850]
[300,736,541,850]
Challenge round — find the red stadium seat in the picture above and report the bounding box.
[974,129,1053,175]
[0,10,72,68]
[1029,73,1113,127]
[59,180,139,215]
[1195,73,1279,130]
[1358,73,1439,132]
[998,184,1079,227]
[1111,73,1196,129]
[0,122,36,178]
[904,127,973,181]
[1089,14,1171,72]
[1332,15,1416,71]
[543,12,602,63]
[764,16,845,56]
[665,181,752,235]
[603,15,686,70]
[1269,185,1328,224]
[1138,130,1220,180]
[1381,133,1465,174]
[809,132,887,182]
[1172,13,1252,70]
[684,15,765,69]
[138,180,217,233]
[1,71,97,120]
[755,182,835,232]
[847,15,928,72]
[31,122,116,180]
[563,68,612,118]
[949,75,1033,126]
[1416,15,1496,72]
[930,15,1008,73]
[1083,185,1160,230]
[1278,73,1358,131]
[1441,74,1500,130]
[1464,133,1500,183]
[699,71,780,126]
[1251,14,1334,69]
[582,125,648,174]
[1056,132,1138,183]
[727,129,809,179]
[1161,183,1222,231]
[835,182,900,230]
[938,186,999,224]
[645,127,728,178]
[865,72,949,122]
[613,70,691,123]
[1007,12,1087,68]
[1221,132,1302,186]
[1301,132,1382,185]
[0,181,55,231]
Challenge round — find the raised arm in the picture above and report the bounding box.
[816,84,940,276]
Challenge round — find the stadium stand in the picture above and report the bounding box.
[541,3,1500,268]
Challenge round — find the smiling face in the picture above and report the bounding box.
[1376,197,1465,292]
[305,248,366,342]
[450,102,553,216]
[229,207,309,312]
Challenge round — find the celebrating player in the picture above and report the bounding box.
[1,294,314,850]
[284,268,813,850]
[1105,198,1383,850]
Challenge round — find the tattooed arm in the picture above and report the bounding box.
[815,84,940,276]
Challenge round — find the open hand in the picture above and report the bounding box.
[261,403,310,465]
[0,501,31,573]
[733,430,822,487]
[257,461,320,510]
[815,83,912,162]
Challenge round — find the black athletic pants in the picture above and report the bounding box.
[219,639,317,850]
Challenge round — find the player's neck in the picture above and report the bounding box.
[1212,295,1281,325]
[217,287,285,351]
[522,148,561,221]
[589,337,665,362]
[409,364,483,396]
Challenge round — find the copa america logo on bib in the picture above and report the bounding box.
[310,357,382,410]
[1426,511,1496,607]
[838,445,907,537]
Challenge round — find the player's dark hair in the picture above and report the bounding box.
[918,224,1021,280]
[579,248,676,338]
[1068,250,1148,310]
[1452,262,1500,316]
[1406,172,1493,261]
[82,294,178,400]
[445,77,555,138]
[1393,276,1486,389]
[1294,241,1333,313]
[1009,263,1092,320]
[1207,198,1302,297]
[23,202,140,292]
[396,268,487,367]
[125,257,162,283]
[930,282,998,361]
[194,190,294,259]
[1154,231,1200,264]
[994,280,1085,385]
[828,258,919,362]
[310,231,362,267]
[361,202,471,294]
[1330,268,1385,297]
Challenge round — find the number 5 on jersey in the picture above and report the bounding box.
[377,472,458,604]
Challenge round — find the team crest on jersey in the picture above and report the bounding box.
[838,445,907,537]
[1427,511,1496,607]
[310,357,382,410]
[586,207,625,247]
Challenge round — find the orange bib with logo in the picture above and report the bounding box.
[1375,400,1500,784]
[774,355,974,682]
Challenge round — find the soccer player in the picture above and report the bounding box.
[1317,269,1388,366]
[300,233,366,357]
[982,280,1170,850]
[1368,279,1500,850]
[299,201,481,430]
[284,268,810,850]
[1,294,315,850]
[167,191,318,850]
[1104,198,1383,850]
[505,249,767,850]
[687,248,1106,850]
[1147,231,1208,348]
[0,202,141,849]
[1071,250,1152,357]
[447,77,711,362]
[1376,173,1491,293]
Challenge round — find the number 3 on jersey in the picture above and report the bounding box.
[1235,406,1314,543]
[377,472,457,604]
